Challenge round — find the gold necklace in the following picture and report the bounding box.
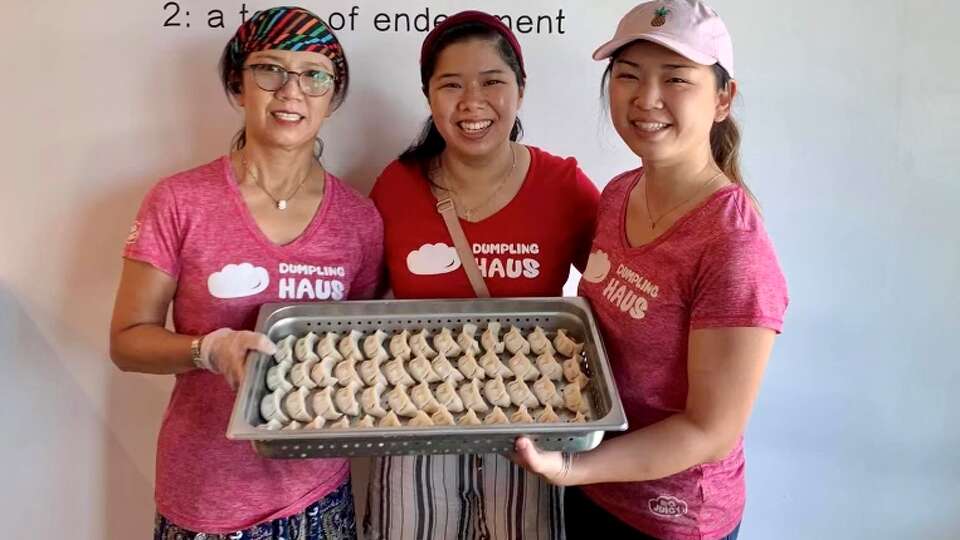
[644,168,724,230]
[241,153,313,211]
[439,145,517,220]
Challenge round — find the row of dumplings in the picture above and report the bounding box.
[260,371,590,430]
[277,323,584,366]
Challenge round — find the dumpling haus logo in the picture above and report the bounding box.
[648,495,688,518]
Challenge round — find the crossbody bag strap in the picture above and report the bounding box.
[436,197,491,298]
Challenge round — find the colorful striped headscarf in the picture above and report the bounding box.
[226,6,348,103]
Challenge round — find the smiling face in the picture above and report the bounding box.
[235,49,336,151]
[608,40,734,166]
[426,38,524,160]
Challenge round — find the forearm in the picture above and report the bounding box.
[566,413,733,485]
[110,324,197,375]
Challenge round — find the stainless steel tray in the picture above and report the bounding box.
[227,297,627,458]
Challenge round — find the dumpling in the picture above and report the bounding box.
[571,411,588,423]
[536,403,561,423]
[457,323,482,356]
[408,355,442,384]
[409,410,435,427]
[527,326,555,356]
[457,353,486,380]
[483,406,510,425]
[431,407,456,426]
[383,357,416,387]
[294,332,320,362]
[329,416,351,430]
[458,379,490,413]
[506,378,541,409]
[535,353,564,381]
[360,384,389,418]
[305,415,326,430]
[266,363,294,393]
[433,327,462,357]
[260,389,290,423]
[481,322,504,354]
[562,357,589,388]
[504,325,531,355]
[282,420,304,431]
[359,358,388,387]
[357,415,376,428]
[310,386,343,420]
[510,404,534,424]
[411,380,442,414]
[458,409,483,426]
[283,386,315,422]
[386,385,419,418]
[507,352,540,382]
[483,375,513,408]
[432,353,465,383]
[333,359,364,388]
[258,418,285,430]
[274,335,296,365]
[363,329,390,362]
[409,329,437,358]
[561,382,588,414]
[317,332,344,361]
[290,358,319,389]
[379,411,402,427]
[389,330,413,360]
[310,356,339,387]
[337,330,365,361]
[435,379,465,413]
[553,329,584,358]
[479,349,513,379]
[334,384,362,417]
[532,376,564,409]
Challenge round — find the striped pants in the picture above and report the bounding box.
[362,454,564,540]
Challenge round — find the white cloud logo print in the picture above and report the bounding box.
[582,250,612,283]
[406,243,462,276]
[207,263,270,299]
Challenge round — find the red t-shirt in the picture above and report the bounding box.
[370,146,600,298]
[123,156,383,533]
[578,169,789,540]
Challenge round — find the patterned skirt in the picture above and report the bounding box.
[154,481,356,540]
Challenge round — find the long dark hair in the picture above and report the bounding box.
[601,46,756,205]
[400,22,526,175]
[217,26,350,160]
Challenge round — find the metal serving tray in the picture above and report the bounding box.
[227,297,627,458]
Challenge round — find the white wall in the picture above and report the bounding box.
[1,1,957,538]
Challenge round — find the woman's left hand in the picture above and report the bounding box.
[512,437,575,486]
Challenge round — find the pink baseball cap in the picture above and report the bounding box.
[593,0,735,77]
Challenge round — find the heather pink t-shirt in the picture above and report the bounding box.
[123,156,384,533]
[578,169,788,540]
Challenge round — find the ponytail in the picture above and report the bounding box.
[710,64,758,208]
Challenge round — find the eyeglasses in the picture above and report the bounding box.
[243,64,335,97]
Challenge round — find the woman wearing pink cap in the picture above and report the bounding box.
[362,10,600,540]
[514,2,788,539]
[109,7,381,538]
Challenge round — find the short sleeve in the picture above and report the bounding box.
[690,230,788,332]
[123,180,183,278]
[570,167,601,272]
[350,206,385,300]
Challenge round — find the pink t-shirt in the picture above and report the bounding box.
[578,169,788,540]
[123,156,383,533]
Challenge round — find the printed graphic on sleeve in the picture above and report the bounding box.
[582,250,612,283]
[407,243,462,276]
[125,220,141,245]
[648,495,688,518]
[207,263,270,299]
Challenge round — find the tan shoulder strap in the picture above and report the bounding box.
[436,197,491,298]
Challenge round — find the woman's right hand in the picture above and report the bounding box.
[199,328,277,389]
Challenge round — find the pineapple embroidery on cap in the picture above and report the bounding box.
[651,6,670,26]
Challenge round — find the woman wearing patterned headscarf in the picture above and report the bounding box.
[109,6,382,539]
